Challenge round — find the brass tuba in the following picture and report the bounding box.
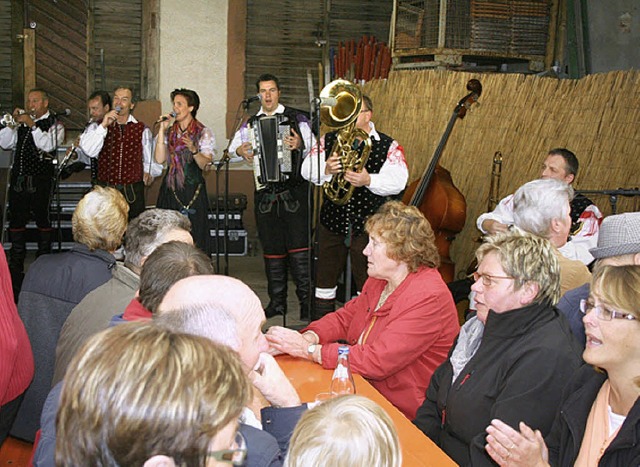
[320,79,371,205]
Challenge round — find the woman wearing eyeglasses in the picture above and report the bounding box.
[485,264,640,466]
[413,229,583,466]
[56,323,250,466]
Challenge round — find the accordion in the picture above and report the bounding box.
[249,115,300,188]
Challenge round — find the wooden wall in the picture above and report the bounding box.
[364,69,640,279]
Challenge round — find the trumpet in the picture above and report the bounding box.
[0,109,32,129]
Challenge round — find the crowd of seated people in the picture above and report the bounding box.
[1,174,638,466]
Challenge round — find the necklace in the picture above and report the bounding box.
[375,283,394,310]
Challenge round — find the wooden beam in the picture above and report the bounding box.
[141,0,160,99]
[23,28,35,95]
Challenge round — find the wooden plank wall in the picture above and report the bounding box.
[245,0,392,110]
[364,69,640,279]
[0,0,13,111]
[29,0,87,130]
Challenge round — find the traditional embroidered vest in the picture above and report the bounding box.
[320,130,393,236]
[14,115,57,177]
[98,121,145,185]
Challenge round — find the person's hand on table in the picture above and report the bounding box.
[250,352,301,408]
[266,326,317,360]
[485,419,550,467]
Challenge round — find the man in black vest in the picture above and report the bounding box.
[0,88,65,297]
[302,95,408,319]
[229,74,315,321]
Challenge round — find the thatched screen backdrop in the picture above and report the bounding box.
[362,69,640,279]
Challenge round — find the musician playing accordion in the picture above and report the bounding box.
[229,73,316,321]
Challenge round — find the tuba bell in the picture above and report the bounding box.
[319,79,371,205]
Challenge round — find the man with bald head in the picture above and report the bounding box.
[157,275,307,466]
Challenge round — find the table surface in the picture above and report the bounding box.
[277,355,456,467]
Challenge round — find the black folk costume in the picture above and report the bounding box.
[0,112,64,296]
[229,104,315,320]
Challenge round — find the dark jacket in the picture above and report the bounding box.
[413,302,583,466]
[546,364,640,466]
[12,244,115,441]
[556,283,589,347]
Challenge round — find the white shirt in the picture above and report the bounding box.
[301,121,408,197]
[0,111,65,152]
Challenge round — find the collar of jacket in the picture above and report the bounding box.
[483,301,556,339]
[69,242,116,268]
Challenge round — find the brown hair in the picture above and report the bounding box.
[365,201,439,272]
[56,322,250,466]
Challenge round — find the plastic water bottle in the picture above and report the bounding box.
[330,346,356,395]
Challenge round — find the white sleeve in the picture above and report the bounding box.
[301,134,331,186]
[0,126,17,150]
[367,140,408,196]
[298,120,316,158]
[143,127,163,176]
[476,194,515,233]
[32,122,65,152]
[79,124,108,158]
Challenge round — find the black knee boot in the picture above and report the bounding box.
[311,297,335,321]
[289,250,311,321]
[36,228,53,257]
[264,256,288,318]
[8,229,27,301]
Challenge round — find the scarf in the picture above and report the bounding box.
[167,118,205,190]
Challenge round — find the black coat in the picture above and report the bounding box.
[413,302,583,466]
[546,364,640,466]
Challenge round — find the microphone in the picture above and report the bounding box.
[51,108,71,117]
[314,97,338,107]
[156,111,177,123]
[114,105,122,114]
[243,95,261,104]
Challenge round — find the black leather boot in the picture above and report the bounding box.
[36,228,53,257]
[264,256,288,318]
[289,250,311,321]
[8,229,27,302]
[311,297,335,321]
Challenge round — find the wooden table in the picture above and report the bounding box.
[277,355,456,467]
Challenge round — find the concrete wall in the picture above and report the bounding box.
[587,0,639,73]
[159,0,229,149]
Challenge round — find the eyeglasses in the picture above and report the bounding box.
[579,299,637,322]
[207,431,247,465]
[469,271,514,288]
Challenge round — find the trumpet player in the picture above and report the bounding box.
[301,95,408,320]
[0,88,65,297]
[229,73,315,321]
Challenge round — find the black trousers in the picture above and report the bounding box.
[8,174,52,229]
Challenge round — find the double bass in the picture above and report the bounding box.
[402,79,482,282]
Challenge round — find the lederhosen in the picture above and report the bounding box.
[248,107,311,255]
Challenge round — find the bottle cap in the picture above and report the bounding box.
[338,345,349,355]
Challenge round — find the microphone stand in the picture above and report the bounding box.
[212,99,251,275]
[575,188,640,214]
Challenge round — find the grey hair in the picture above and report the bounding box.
[513,178,574,238]
[123,209,192,269]
[154,303,240,351]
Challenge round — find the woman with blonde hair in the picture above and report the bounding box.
[56,322,250,466]
[267,200,460,419]
[486,264,640,466]
[284,395,401,467]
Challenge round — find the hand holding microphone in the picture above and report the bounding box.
[101,106,121,128]
[156,111,177,124]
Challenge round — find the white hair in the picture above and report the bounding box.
[513,178,574,238]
